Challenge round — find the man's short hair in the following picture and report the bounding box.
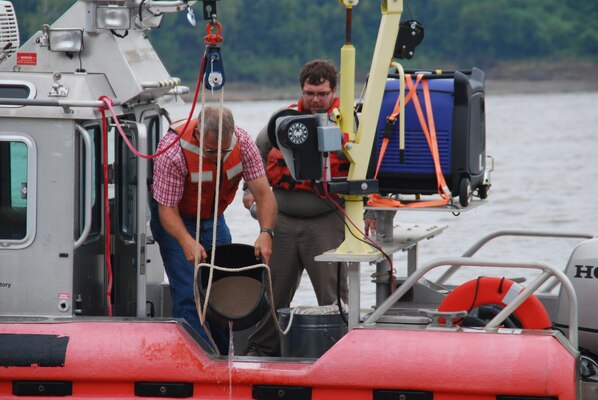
[299,59,337,89]
[198,106,235,138]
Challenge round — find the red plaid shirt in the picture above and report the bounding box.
[152,126,265,207]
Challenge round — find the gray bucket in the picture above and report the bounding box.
[278,307,348,358]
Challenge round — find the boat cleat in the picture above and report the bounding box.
[419,309,467,331]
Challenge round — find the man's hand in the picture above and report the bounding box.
[242,191,255,209]
[158,203,207,263]
[246,176,277,263]
[180,234,208,263]
[364,217,377,237]
[254,232,272,264]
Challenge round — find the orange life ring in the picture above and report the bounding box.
[437,277,552,330]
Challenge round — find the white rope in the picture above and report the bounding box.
[201,88,226,324]
[192,261,342,337]
[209,90,225,266]
[193,261,289,335]
[193,79,207,268]
[190,84,229,354]
[192,253,346,344]
[187,83,318,350]
[190,75,220,353]
[280,307,299,336]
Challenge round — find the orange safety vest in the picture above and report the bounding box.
[266,98,349,191]
[175,119,243,219]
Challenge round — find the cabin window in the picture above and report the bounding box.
[0,85,29,98]
[0,80,36,107]
[120,134,138,238]
[113,116,138,239]
[0,135,36,248]
[143,113,160,186]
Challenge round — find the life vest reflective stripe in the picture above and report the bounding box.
[437,276,552,330]
[175,119,243,219]
[190,171,213,182]
[266,98,349,191]
[226,163,243,180]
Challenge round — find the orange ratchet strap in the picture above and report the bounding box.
[369,74,452,209]
[373,74,422,179]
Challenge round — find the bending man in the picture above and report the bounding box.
[151,106,276,354]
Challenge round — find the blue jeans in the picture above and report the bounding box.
[150,200,231,354]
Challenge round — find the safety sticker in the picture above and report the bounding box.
[58,292,70,301]
[16,52,37,66]
[502,282,523,305]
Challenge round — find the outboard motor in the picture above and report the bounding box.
[552,238,598,393]
[554,237,598,358]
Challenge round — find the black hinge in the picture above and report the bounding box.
[13,381,72,396]
[134,382,193,398]
[373,389,433,400]
[252,385,312,400]
[201,0,218,20]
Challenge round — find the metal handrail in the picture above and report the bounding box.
[140,78,181,89]
[362,256,579,349]
[434,230,595,286]
[74,124,92,249]
[0,98,119,108]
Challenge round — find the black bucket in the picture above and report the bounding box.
[278,307,348,358]
[198,244,268,331]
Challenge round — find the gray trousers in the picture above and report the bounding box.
[245,210,348,356]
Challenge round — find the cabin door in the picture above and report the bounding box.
[140,110,170,317]
[72,123,106,316]
[112,121,149,317]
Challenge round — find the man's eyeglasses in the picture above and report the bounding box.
[203,147,232,155]
[194,129,233,155]
[302,90,332,100]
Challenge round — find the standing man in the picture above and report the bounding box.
[243,60,349,357]
[150,106,276,354]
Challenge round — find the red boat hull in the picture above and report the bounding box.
[0,320,576,399]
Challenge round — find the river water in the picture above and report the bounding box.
[169,90,598,308]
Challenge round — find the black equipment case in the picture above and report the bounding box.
[369,67,488,206]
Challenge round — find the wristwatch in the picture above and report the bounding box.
[260,227,274,239]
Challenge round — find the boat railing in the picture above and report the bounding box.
[140,78,182,89]
[433,229,596,288]
[363,256,579,349]
[0,98,121,114]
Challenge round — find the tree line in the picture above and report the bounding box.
[13,0,598,86]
